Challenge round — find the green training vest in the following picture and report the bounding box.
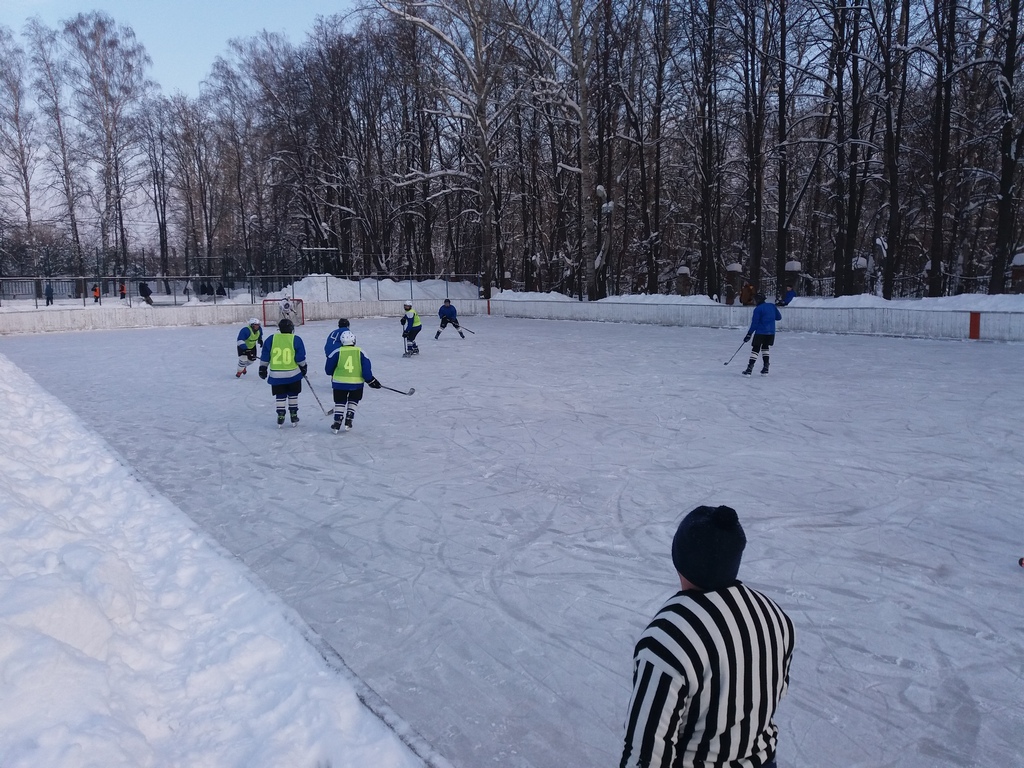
[245,327,260,350]
[269,334,297,371]
[332,346,364,384]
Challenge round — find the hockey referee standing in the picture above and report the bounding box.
[620,505,795,768]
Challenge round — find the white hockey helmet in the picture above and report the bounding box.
[248,317,260,327]
[340,330,357,346]
[403,302,413,309]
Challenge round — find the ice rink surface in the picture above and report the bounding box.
[2,316,1021,768]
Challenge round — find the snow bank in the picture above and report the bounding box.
[0,354,424,768]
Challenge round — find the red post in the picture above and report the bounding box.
[969,311,981,340]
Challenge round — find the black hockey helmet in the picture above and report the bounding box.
[755,293,766,305]
[338,318,350,328]
[278,318,295,333]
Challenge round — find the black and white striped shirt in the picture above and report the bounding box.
[620,582,794,768]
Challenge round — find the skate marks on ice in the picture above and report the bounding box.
[1,320,1023,767]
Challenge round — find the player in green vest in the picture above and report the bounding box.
[400,302,422,356]
[325,330,382,432]
[235,317,263,378]
[258,318,308,427]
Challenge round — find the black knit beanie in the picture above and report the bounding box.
[671,505,747,590]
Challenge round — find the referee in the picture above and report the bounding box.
[620,505,795,768]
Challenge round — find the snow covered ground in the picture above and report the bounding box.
[0,355,428,767]
[1,302,1022,767]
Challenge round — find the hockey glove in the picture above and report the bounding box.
[368,378,382,389]
[402,331,409,339]
[246,348,258,361]
[743,333,752,343]
[299,363,308,376]
[258,367,268,379]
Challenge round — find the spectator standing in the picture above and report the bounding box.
[739,281,756,306]
[44,282,54,306]
[92,284,100,303]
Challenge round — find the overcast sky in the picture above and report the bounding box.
[0,0,356,96]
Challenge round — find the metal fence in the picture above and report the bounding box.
[0,273,484,307]
[2,269,1004,308]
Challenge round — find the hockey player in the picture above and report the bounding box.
[435,299,465,339]
[400,302,422,356]
[235,317,263,378]
[325,330,382,432]
[280,297,293,322]
[324,318,351,356]
[258,318,308,427]
[742,293,783,376]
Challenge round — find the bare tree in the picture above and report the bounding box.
[0,26,40,240]
[989,0,1024,293]
[683,0,728,298]
[165,93,227,279]
[26,19,87,280]
[729,0,778,292]
[138,97,173,279]
[375,0,523,298]
[863,0,914,299]
[924,0,956,297]
[62,11,151,274]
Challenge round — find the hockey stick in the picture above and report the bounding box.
[723,338,747,365]
[379,384,415,396]
[302,373,330,414]
[457,325,475,334]
[325,392,351,418]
